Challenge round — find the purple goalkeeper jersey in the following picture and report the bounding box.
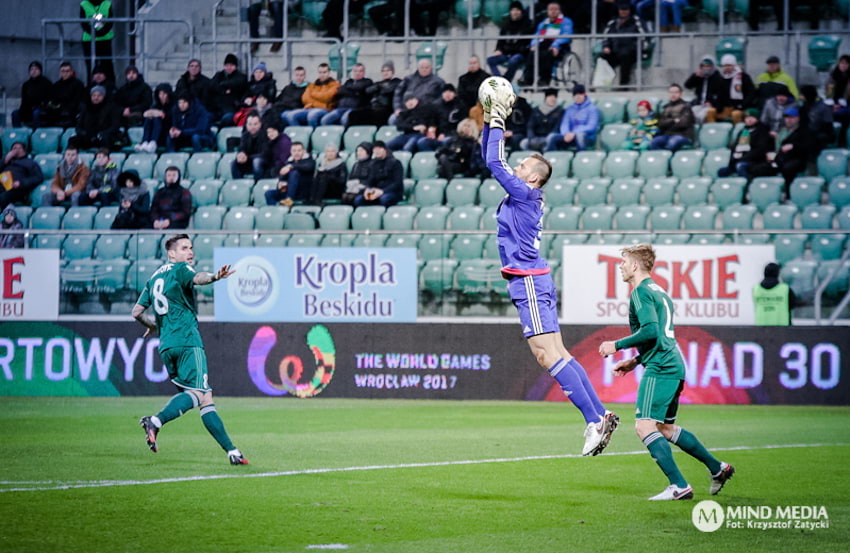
[482,124,550,278]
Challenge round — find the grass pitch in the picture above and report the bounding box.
[1,398,848,553]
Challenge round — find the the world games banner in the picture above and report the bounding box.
[0,322,846,405]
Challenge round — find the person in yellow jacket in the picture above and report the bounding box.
[283,63,339,127]
[753,262,796,326]
[80,0,115,82]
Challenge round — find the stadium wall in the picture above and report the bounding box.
[0,322,847,405]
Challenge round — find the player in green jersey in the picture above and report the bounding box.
[598,244,734,500]
[133,234,249,465]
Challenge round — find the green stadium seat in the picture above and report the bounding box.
[636,150,671,179]
[386,233,421,249]
[716,36,747,65]
[12,206,32,228]
[30,206,65,229]
[28,182,51,208]
[838,205,850,229]
[96,258,131,291]
[455,0,482,21]
[671,150,706,179]
[1,128,32,153]
[575,178,611,206]
[255,206,288,230]
[603,150,638,179]
[828,177,850,208]
[123,154,155,178]
[748,177,785,211]
[95,234,130,260]
[289,234,324,248]
[482,235,500,258]
[781,259,818,300]
[216,153,237,178]
[125,258,160,292]
[711,177,746,208]
[328,41,360,73]
[479,178,506,206]
[193,205,226,230]
[544,151,573,178]
[32,234,64,250]
[292,203,322,215]
[818,259,850,301]
[599,124,632,152]
[610,178,644,206]
[656,233,690,245]
[284,212,317,230]
[721,203,757,229]
[154,152,190,179]
[801,204,837,230]
[217,127,243,152]
[421,258,459,296]
[548,234,588,259]
[393,150,412,176]
[585,233,624,245]
[352,234,387,248]
[223,206,257,230]
[544,177,578,206]
[773,234,807,264]
[451,234,487,260]
[31,127,63,154]
[761,203,797,230]
[382,205,417,230]
[572,151,605,179]
[310,125,344,155]
[789,177,825,209]
[816,149,849,182]
[620,233,654,245]
[127,234,162,260]
[343,125,377,151]
[810,233,846,261]
[35,153,62,177]
[808,34,842,71]
[627,97,661,120]
[256,234,289,248]
[682,205,719,230]
[318,205,354,230]
[318,233,354,248]
[480,206,499,230]
[219,179,253,207]
[62,206,97,230]
[415,205,451,230]
[126,127,144,149]
[689,234,726,245]
[507,150,536,168]
[455,259,500,300]
[446,178,480,206]
[193,234,225,259]
[62,258,99,290]
[596,96,627,124]
[449,206,484,230]
[419,235,452,260]
[281,126,312,150]
[702,149,730,176]
[349,206,384,230]
[699,123,733,150]
[678,178,711,205]
[735,233,771,245]
[582,205,616,231]
[415,40,449,70]
[650,205,684,230]
[375,125,402,144]
[614,205,650,230]
[186,152,221,180]
[413,178,447,206]
[190,179,223,207]
[63,234,97,260]
[643,177,677,206]
[250,179,277,206]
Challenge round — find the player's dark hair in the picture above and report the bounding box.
[291,141,304,149]
[165,234,191,252]
[318,62,330,70]
[669,83,683,92]
[621,243,656,271]
[528,153,552,187]
[294,66,305,72]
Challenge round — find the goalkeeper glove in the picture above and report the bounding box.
[489,101,511,130]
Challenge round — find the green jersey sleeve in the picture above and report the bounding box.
[616,286,659,350]
[175,262,197,289]
[137,284,151,308]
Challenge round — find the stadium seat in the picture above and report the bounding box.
[456,259,500,300]
[123,154,155,179]
[216,153,237,178]
[94,234,130,260]
[626,97,661,120]
[800,204,837,230]
[419,235,452,260]
[1,128,33,152]
[828,177,850,208]
[394,150,412,176]
[223,206,257,230]
[415,206,451,230]
[816,149,849,182]
[96,258,131,291]
[548,234,589,259]
[655,233,689,245]
[292,204,325,218]
[421,258,459,297]
[544,177,578,206]
[449,206,484,230]
[193,205,226,230]
[284,212,317,230]
[748,177,785,211]
[351,205,386,230]
[699,123,733,150]
[63,234,97,260]
[318,205,354,230]
[597,96,627,124]
[34,153,62,178]
[413,178,447,206]
[682,204,718,230]
[283,126,313,149]
[670,149,706,179]
[603,151,638,179]
[610,178,644,206]
[153,152,189,180]
[643,177,677,206]
[599,124,632,152]
[126,234,163,260]
[289,234,324,248]
[126,127,144,150]
[678,178,711,205]
[249,179,277,206]
[711,177,746,208]
[190,179,223,207]
[619,233,653,245]
[544,151,573,178]
[650,205,684,230]
[575,178,611,206]
[781,259,818,300]
[193,234,225,259]
[721,203,757,230]
[416,40,449,70]
[546,205,583,230]
[62,206,97,230]
[125,257,160,292]
[343,125,377,150]
[482,234,500,258]
[735,233,771,245]
[789,177,825,209]
[818,259,850,303]
[507,150,536,168]
[810,233,846,261]
[382,205,417,230]
[375,125,402,144]
[30,127,63,154]
[185,152,221,180]
[217,127,243,152]
[256,234,289,248]
[219,179,253,207]
[480,206,499,230]
[451,234,487,260]
[30,206,65,229]
[310,126,345,154]
[351,233,387,248]
[446,178,480,206]
[318,233,353,248]
[636,150,671,179]
[582,205,616,231]
[838,205,850,230]
[32,234,65,250]
[12,206,32,228]
[773,234,808,264]
[702,148,731,177]
[255,206,287,230]
[614,205,650,230]
[478,179,506,206]
[688,234,726,245]
[761,203,797,230]
[61,258,99,290]
[585,233,624,245]
[572,151,605,179]
[386,233,421,249]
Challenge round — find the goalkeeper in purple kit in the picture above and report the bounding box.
[481,81,618,456]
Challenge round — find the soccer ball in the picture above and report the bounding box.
[478,76,516,111]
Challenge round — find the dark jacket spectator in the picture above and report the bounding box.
[600,3,650,86]
[505,95,532,150]
[111,170,151,230]
[45,63,87,127]
[275,68,309,111]
[347,61,401,126]
[393,59,445,113]
[0,206,25,249]
[436,119,482,179]
[139,83,175,151]
[175,59,216,114]
[395,98,438,134]
[311,145,348,204]
[719,109,775,179]
[487,2,534,82]
[354,141,403,206]
[524,89,564,151]
[335,71,375,109]
[0,142,43,210]
[799,85,835,154]
[211,54,249,119]
[263,123,293,177]
[16,61,53,127]
[150,168,192,229]
[231,113,268,180]
[87,67,117,101]
[650,86,695,152]
[684,56,724,122]
[75,86,123,150]
[760,86,795,134]
[457,56,490,111]
[114,66,153,127]
[82,149,119,206]
[342,142,373,205]
[773,107,811,193]
[264,142,316,206]
[167,94,213,152]
[430,84,465,136]
[243,62,277,104]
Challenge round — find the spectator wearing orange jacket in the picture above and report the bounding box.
[283,63,339,127]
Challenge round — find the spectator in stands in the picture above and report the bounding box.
[353,141,402,207]
[488,2,534,83]
[231,113,268,180]
[827,55,850,147]
[718,108,774,180]
[0,142,43,210]
[747,0,785,32]
[707,54,755,124]
[416,84,463,152]
[367,0,403,36]
[544,84,599,152]
[81,147,118,206]
[520,2,572,87]
[772,107,811,196]
[755,56,800,106]
[244,62,278,106]
[80,0,115,82]
[522,87,563,151]
[392,59,445,122]
[43,146,90,207]
[457,56,490,112]
[276,66,309,123]
[151,166,192,230]
[111,169,150,230]
[321,63,374,126]
[263,121,292,180]
[636,0,688,32]
[322,0,365,40]
[348,61,400,126]
[13,61,52,127]
[252,92,278,128]
[88,65,116,100]
[684,56,723,123]
[74,85,122,150]
[0,206,25,249]
[412,0,453,37]
[167,93,214,152]
[311,143,348,204]
[284,63,339,127]
[600,2,650,87]
[137,83,174,153]
[505,90,532,150]
[650,83,694,152]
[175,59,216,116]
[264,141,315,207]
[248,1,283,53]
[622,99,658,150]
[44,62,86,128]
[760,85,795,135]
[436,118,482,179]
[799,85,834,155]
[211,53,249,127]
[387,92,437,153]
[342,142,373,205]
[114,65,152,128]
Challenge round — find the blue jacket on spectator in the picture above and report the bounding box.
[559,99,600,140]
[530,15,573,50]
[170,99,212,139]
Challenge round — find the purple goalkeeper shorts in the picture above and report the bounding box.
[507,273,560,338]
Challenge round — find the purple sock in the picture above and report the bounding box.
[548,358,599,424]
[567,358,606,418]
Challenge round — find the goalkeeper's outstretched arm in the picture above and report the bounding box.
[484,103,531,198]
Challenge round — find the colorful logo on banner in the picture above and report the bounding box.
[247,325,336,398]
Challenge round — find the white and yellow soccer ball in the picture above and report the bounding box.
[478,76,516,111]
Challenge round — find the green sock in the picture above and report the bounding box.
[156,392,197,425]
[670,427,722,474]
[200,405,235,452]
[643,431,688,488]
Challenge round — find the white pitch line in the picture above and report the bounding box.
[0,442,845,493]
